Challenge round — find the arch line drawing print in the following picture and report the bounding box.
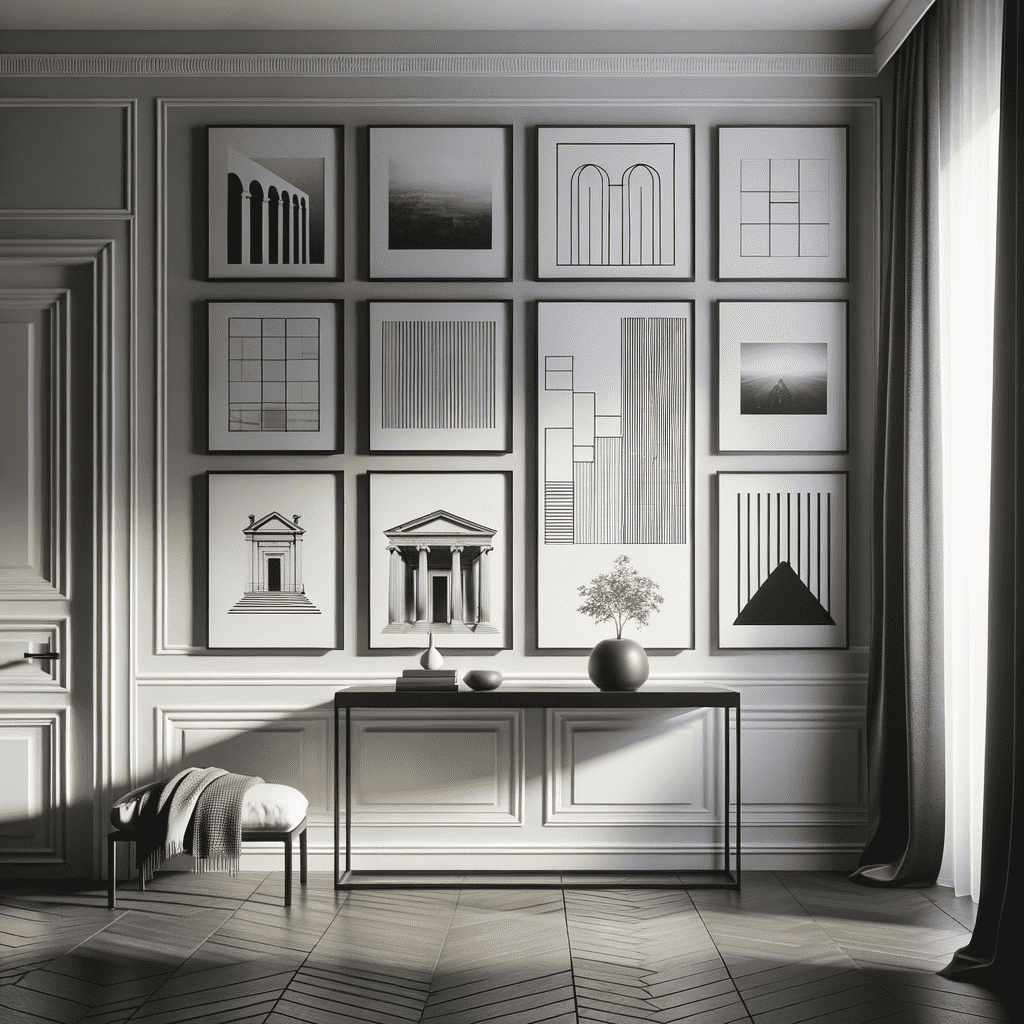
[537,126,694,280]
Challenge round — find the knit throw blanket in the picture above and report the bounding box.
[111,767,263,879]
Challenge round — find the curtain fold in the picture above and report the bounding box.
[941,0,1023,1002]
[850,6,946,888]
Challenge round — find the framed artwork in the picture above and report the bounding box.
[368,471,511,650]
[369,125,512,280]
[718,300,847,452]
[207,472,341,649]
[537,302,694,650]
[718,125,847,280]
[207,125,340,280]
[207,301,341,453]
[537,125,694,280]
[718,472,847,650]
[368,301,510,453]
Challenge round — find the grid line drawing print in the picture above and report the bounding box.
[227,316,320,432]
[739,157,830,259]
[556,142,676,267]
[381,320,496,429]
[544,317,686,545]
[733,488,834,626]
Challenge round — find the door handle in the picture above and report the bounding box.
[23,651,60,660]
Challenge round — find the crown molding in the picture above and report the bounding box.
[0,51,876,78]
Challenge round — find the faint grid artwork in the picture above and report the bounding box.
[718,126,846,280]
[538,302,693,649]
[718,472,847,649]
[208,301,340,453]
[370,302,510,452]
[228,316,320,432]
[538,126,694,280]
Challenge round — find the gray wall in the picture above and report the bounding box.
[0,31,889,875]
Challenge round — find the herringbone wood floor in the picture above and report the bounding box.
[0,871,1010,1023]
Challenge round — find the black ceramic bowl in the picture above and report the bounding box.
[463,669,503,691]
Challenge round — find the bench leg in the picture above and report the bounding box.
[108,833,116,909]
[299,826,307,886]
[284,836,293,907]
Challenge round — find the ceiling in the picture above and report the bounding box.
[1,0,895,33]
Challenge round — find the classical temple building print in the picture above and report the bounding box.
[225,146,312,267]
[382,510,499,634]
[229,512,321,614]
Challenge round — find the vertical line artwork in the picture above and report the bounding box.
[729,479,838,631]
[381,320,496,431]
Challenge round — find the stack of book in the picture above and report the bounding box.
[396,669,458,692]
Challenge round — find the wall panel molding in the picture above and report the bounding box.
[732,707,867,825]
[350,710,524,826]
[0,709,66,863]
[2,52,876,79]
[0,100,134,218]
[0,289,69,599]
[546,709,717,826]
[154,706,332,818]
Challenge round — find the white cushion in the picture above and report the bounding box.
[240,783,308,830]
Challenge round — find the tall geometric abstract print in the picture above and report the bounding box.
[544,317,686,545]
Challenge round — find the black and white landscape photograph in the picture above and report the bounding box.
[740,341,828,415]
[388,155,492,250]
[719,300,847,452]
[369,125,511,279]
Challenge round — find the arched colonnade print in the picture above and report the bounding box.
[569,162,662,266]
[225,146,311,266]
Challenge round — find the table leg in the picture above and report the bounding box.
[334,704,340,888]
[345,707,352,873]
[736,705,742,886]
[724,706,731,881]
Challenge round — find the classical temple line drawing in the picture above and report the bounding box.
[225,146,312,267]
[556,142,677,268]
[229,512,321,614]
[228,316,320,432]
[738,156,830,259]
[382,510,498,634]
[543,317,687,545]
[381,319,496,430]
[732,489,834,626]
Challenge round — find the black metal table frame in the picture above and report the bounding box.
[334,686,740,890]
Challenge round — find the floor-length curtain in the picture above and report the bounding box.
[850,5,946,888]
[936,0,1003,901]
[942,0,1023,1001]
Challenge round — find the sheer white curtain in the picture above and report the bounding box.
[937,0,1003,900]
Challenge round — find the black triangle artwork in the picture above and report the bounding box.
[734,561,835,626]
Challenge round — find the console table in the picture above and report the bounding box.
[334,685,740,889]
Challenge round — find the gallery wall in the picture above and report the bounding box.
[0,30,889,876]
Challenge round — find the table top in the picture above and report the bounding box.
[335,684,740,709]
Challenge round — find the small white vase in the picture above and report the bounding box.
[420,630,444,670]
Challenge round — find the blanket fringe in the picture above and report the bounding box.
[140,843,241,880]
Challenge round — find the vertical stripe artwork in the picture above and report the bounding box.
[381,320,496,430]
[370,302,510,453]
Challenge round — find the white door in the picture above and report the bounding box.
[0,240,124,879]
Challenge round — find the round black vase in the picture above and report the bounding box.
[587,638,650,691]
